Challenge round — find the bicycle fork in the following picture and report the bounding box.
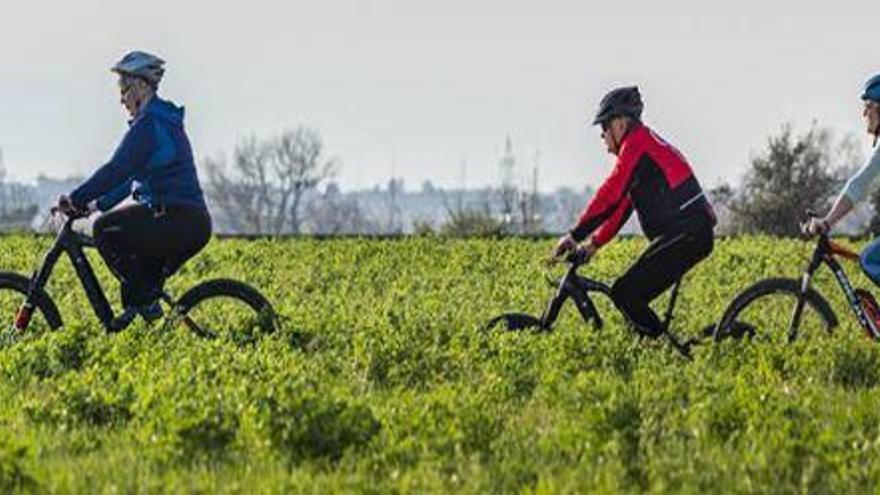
[788,272,812,343]
[789,247,826,343]
[12,246,63,332]
[538,268,604,331]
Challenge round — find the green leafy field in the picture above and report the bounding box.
[1,234,880,493]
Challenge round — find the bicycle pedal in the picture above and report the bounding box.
[109,308,137,333]
[138,302,164,323]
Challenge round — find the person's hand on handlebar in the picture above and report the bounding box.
[803,216,831,237]
[553,233,577,258]
[552,233,598,262]
[53,195,95,217]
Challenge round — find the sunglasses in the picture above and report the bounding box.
[120,84,135,98]
[118,74,141,97]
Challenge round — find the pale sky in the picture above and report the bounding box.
[0,0,876,192]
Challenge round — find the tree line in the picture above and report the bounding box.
[0,123,877,236]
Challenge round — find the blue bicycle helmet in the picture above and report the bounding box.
[862,74,880,102]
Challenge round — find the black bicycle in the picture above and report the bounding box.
[1,209,276,343]
[485,250,738,358]
[715,212,879,344]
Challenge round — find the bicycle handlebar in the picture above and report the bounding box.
[50,206,90,221]
[800,209,830,240]
[566,248,590,266]
[545,247,590,269]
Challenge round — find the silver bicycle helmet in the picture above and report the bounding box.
[112,51,165,88]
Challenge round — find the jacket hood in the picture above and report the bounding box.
[143,96,185,126]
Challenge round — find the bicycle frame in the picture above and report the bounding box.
[539,258,608,330]
[540,255,682,332]
[10,211,271,341]
[16,215,117,331]
[535,254,695,356]
[790,234,880,341]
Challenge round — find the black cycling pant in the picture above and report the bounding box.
[610,225,713,338]
[93,203,212,308]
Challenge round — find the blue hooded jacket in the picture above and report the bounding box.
[70,96,207,212]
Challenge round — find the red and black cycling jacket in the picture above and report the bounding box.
[570,124,716,247]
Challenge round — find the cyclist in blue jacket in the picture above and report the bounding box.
[807,74,880,281]
[57,51,212,327]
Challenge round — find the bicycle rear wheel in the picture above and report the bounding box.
[715,277,837,344]
[172,278,276,343]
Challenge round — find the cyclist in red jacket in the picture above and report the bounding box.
[554,86,716,337]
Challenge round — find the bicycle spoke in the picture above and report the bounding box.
[181,313,217,340]
[728,292,828,344]
[177,297,273,344]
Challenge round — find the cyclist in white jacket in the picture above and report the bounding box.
[807,74,880,281]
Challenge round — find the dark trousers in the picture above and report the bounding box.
[93,203,212,308]
[610,225,714,337]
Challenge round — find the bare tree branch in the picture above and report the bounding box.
[202,127,336,234]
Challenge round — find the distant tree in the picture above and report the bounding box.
[708,183,735,207]
[707,183,735,235]
[517,164,542,234]
[420,180,437,195]
[548,186,592,234]
[0,151,38,231]
[728,124,844,237]
[412,218,436,236]
[204,137,271,234]
[204,127,336,234]
[0,185,37,231]
[306,183,378,235]
[439,199,503,237]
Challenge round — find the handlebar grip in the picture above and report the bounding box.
[566,248,588,266]
[50,206,88,220]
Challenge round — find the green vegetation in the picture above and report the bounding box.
[0,234,880,492]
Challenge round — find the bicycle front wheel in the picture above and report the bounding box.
[716,277,837,344]
[172,279,276,344]
[0,271,63,335]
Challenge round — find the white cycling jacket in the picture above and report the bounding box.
[841,144,880,203]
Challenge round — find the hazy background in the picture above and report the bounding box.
[0,0,875,191]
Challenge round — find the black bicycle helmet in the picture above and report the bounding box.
[592,86,644,125]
